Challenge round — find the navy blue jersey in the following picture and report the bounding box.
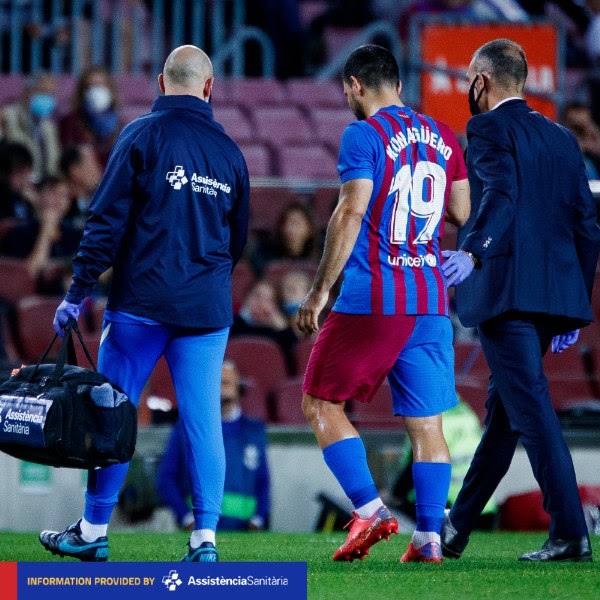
[66,95,250,329]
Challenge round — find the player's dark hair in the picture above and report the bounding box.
[473,39,527,89]
[342,44,399,91]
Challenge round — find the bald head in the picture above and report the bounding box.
[159,45,213,101]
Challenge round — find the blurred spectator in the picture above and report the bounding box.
[231,278,298,374]
[0,141,36,220]
[279,268,312,336]
[59,143,102,231]
[249,201,321,276]
[586,0,600,66]
[0,1,70,73]
[519,1,591,68]
[0,72,61,181]
[156,360,271,531]
[59,65,122,167]
[245,0,307,78]
[562,101,600,179]
[0,175,80,295]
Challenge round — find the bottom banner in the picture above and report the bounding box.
[16,562,307,600]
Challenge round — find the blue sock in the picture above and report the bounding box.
[323,438,378,509]
[412,462,451,533]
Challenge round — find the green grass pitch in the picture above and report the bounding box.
[1,531,598,599]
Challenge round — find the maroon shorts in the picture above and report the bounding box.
[302,311,456,417]
[302,312,417,403]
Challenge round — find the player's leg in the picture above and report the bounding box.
[40,319,168,561]
[302,312,414,561]
[390,316,456,563]
[165,326,229,562]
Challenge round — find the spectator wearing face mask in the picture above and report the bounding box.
[231,278,298,374]
[59,65,122,167]
[0,72,61,181]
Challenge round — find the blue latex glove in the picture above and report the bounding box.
[551,329,580,353]
[441,250,475,287]
[53,299,81,337]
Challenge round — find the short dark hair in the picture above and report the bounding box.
[0,141,33,176]
[473,39,527,89]
[59,145,82,177]
[342,44,399,91]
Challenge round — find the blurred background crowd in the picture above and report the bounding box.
[0,0,599,427]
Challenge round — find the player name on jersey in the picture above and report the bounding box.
[386,125,453,161]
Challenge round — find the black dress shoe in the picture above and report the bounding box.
[519,536,593,562]
[441,510,470,559]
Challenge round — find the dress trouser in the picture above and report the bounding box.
[449,314,588,539]
[84,319,229,530]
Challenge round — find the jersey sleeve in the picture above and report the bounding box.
[338,121,380,183]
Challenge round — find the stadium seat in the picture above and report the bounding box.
[221,77,287,107]
[225,336,288,398]
[454,340,489,384]
[120,103,151,124]
[240,377,269,422]
[238,142,273,178]
[309,106,351,151]
[0,257,36,305]
[0,74,24,105]
[312,187,337,229]
[250,106,313,149]
[114,73,159,105]
[350,381,404,430]
[213,104,254,143]
[278,143,338,179]
[549,379,599,411]
[16,295,63,362]
[54,74,76,116]
[231,259,255,313]
[455,376,487,424]
[73,330,100,369]
[248,187,301,231]
[285,78,346,109]
[263,259,318,286]
[295,336,315,377]
[272,376,306,424]
[147,356,176,407]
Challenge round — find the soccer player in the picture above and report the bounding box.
[296,44,470,563]
[39,45,249,562]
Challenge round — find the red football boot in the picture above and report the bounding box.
[333,505,399,562]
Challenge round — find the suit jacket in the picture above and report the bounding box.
[456,99,600,330]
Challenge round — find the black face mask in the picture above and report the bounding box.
[468,75,485,116]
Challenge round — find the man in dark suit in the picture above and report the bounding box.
[440,38,600,562]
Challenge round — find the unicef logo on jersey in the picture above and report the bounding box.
[166,166,188,190]
[388,254,437,268]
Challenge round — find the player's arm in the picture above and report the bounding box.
[445,177,470,227]
[296,178,372,334]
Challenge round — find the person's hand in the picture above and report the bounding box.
[551,329,580,353]
[296,289,329,335]
[53,299,81,336]
[441,250,475,287]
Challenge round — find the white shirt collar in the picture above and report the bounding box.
[491,97,523,110]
